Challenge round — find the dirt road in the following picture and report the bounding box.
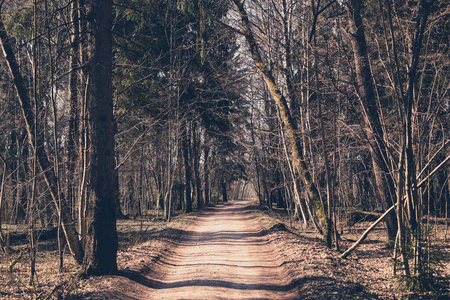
[140,201,297,299]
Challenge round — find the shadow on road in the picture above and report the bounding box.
[114,270,380,299]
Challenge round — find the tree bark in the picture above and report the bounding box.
[182,124,193,213]
[0,155,6,247]
[203,145,210,206]
[221,178,228,203]
[67,0,80,223]
[193,123,204,209]
[82,0,118,275]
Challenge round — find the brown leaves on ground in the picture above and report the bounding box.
[1,204,448,299]
[253,207,449,299]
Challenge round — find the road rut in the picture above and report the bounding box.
[142,201,296,299]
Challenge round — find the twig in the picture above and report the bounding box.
[8,249,24,272]
[43,284,63,300]
[341,204,396,259]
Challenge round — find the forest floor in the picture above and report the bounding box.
[1,199,449,299]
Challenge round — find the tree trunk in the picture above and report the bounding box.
[82,0,118,275]
[15,139,28,224]
[203,145,210,206]
[67,0,80,222]
[182,125,193,213]
[318,93,333,248]
[0,157,6,247]
[346,0,398,242]
[281,126,308,226]
[221,178,228,203]
[193,123,204,209]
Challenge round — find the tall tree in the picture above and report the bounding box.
[82,0,118,275]
[346,0,398,242]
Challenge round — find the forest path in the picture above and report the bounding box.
[141,200,296,299]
